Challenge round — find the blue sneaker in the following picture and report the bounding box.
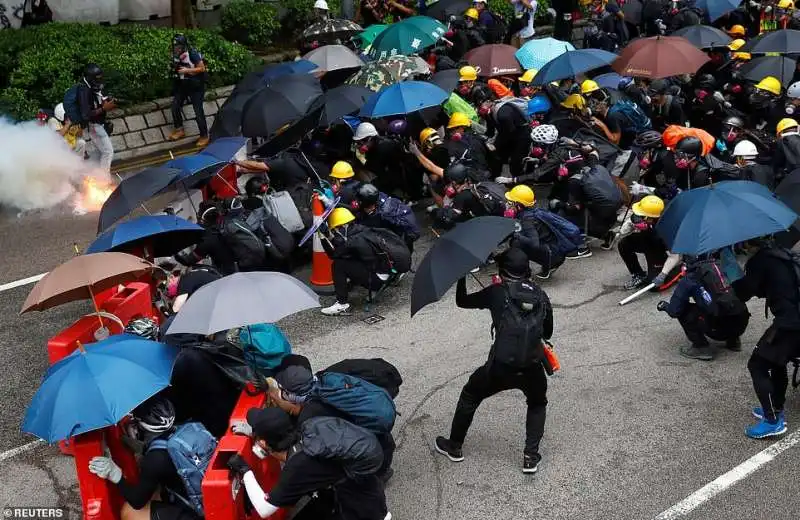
[745,418,788,439]
[751,407,787,425]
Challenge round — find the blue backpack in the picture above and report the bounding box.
[607,99,651,134]
[148,422,218,516]
[377,195,421,241]
[239,324,292,377]
[312,372,397,435]
[528,208,583,255]
[63,85,84,125]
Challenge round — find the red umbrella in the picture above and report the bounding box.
[612,36,710,79]
[464,44,523,77]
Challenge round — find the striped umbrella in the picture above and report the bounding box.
[515,37,575,71]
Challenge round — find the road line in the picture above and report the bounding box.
[653,430,800,519]
[0,440,45,463]
[0,273,47,293]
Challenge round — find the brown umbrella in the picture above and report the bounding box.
[21,252,154,314]
[464,44,523,78]
[612,36,710,79]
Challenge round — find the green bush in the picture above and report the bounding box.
[279,0,343,40]
[221,0,281,48]
[0,22,258,121]
[488,0,553,26]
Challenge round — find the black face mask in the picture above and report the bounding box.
[749,93,771,109]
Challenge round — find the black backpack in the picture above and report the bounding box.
[321,358,403,399]
[763,247,800,313]
[484,11,508,44]
[491,281,547,368]
[299,416,384,479]
[471,181,508,216]
[220,217,267,271]
[361,227,412,274]
[245,207,295,262]
[695,259,746,317]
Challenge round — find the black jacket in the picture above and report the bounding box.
[77,83,105,125]
[321,224,379,267]
[734,248,800,331]
[773,134,800,178]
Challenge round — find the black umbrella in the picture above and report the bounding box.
[742,29,800,54]
[622,0,644,25]
[739,56,797,88]
[320,84,373,126]
[672,25,732,49]
[210,75,264,139]
[775,169,800,248]
[428,69,460,92]
[410,216,516,317]
[426,0,472,22]
[97,167,183,233]
[241,74,324,138]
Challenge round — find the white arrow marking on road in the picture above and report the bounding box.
[653,430,800,519]
[0,273,47,294]
[0,439,45,463]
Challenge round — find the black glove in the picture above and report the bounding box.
[227,454,252,476]
[657,300,669,312]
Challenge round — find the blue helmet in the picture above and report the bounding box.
[527,95,552,116]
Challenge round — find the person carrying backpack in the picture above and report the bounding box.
[435,248,554,474]
[354,183,421,254]
[657,254,750,361]
[63,63,116,172]
[586,92,651,148]
[229,408,391,520]
[168,34,209,148]
[88,396,216,520]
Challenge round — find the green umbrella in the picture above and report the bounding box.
[355,24,388,50]
[368,16,446,58]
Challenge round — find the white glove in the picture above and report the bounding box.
[547,7,556,17]
[89,456,122,484]
[765,5,772,12]
[750,0,761,7]
[712,91,725,104]
[318,193,333,208]
[231,421,253,437]
[563,13,572,21]
[495,176,515,184]
[408,142,421,156]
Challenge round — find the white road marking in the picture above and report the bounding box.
[0,273,46,293]
[653,430,800,519]
[0,439,45,463]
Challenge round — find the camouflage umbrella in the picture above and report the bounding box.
[303,18,363,42]
[346,56,431,91]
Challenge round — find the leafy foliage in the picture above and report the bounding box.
[221,0,282,48]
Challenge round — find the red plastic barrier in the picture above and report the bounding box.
[102,282,158,326]
[207,164,239,200]
[228,384,266,427]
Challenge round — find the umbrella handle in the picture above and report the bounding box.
[82,311,125,332]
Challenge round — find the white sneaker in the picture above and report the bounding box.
[321,301,351,316]
[384,513,392,520]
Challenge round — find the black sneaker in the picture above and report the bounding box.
[725,337,742,351]
[679,345,713,361]
[600,231,617,251]
[566,247,592,260]
[623,273,648,290]
[434,436,464,462]
[379,467,394,484]
[523,454,539,474]
[535,264,560,280]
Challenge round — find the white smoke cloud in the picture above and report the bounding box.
[0,118,108,211]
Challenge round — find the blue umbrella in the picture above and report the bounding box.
[515,37,575,71]
[594,72,628,90]
[359,81,449,118]
[86,215,204,257]
[259,59,318,83]
[201,137,248,162]
[656,181,798,255]
[694,0,740,22]
[531,48,617,85]
[98,166,183,233]
[22,335,178,443]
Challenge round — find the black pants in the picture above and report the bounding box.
[618,231,668,277]
[567,207,617,238]
[554,11,574,41]
[335,475,388,520]
[523,243,564,271]
[377,433,395,477]
[748,326,800,422]
[332,258,385,303]
[677,304,748,347]
[449,361,548,461]
[172,83,207,137]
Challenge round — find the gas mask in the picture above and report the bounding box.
[632,215,651,231]
[639,155,651,169]
[520,86,534,97]
[530,119,541,128]
[478,102,492,118]
[730,83,743,94]
[332,183,341,194]
[166,275,179,298]
[749,92,771,109]
[280,389,309,404]
[674,153,693,169]
[709,53,725,65]
[503,205,518,219]
[444,185,457,198]
[252,444,269,460]
[531,146,545,158]
[786,102,797,115]
[558,165,570,178]
[350,200,360,210]
[458,83,472,96]
[358,143,370,154]
[722,125,739,143]
[695,89,709,102]
[449,131,464,142]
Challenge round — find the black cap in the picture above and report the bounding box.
[498,247,531,279]
[275,365,314,395]
[675,136,703,156]
[445,162,469,184]
[246,408,294,448]
[649,79,670,95]
[355,183,381,207]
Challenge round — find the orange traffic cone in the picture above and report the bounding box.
[309,193,335,295]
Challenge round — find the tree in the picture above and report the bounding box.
[171,0,197,29]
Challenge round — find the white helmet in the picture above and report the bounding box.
[530,124,558,144]
[314,0,329,9]
[732,140,758,158]
[54,103,65,123]
[788,81,800,99]
[353,122,378,141]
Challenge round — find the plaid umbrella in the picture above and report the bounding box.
[303,18,363,41]
[347,56,431,91]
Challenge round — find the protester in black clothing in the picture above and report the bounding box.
[75,64,116,172]
[600,3,630,47]
[747,76,784,132]
[733,139,776,189]
[618,195,674,290]
[234,148,319,191]
[435,248,552,474]
[563,164,623,243]
[484,95,532,179]
[773,117,800,181]
[648,79,687,131]
[672,136,712,189]
[242,176,269,211]
[354,183,420,253]
[168,34,208,147]
[712,115,747,163]
[586,94,635,147]
[552,0,577,41]
[505,185,566,280]
[175,201,238,275]
[432,162,488,229]
[443,112,492,175]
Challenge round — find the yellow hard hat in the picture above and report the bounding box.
[778,0,793,9]
[420,127,438,143]
[733,51,751,60]
[328,207,356,229]
[755,76,782,96]
[580,79,600,95]
[727,24,746,36]
[519,69,538,83]
[505,185,535,207]
[330,160,355,179]
[465,7,479,19]
[631,195,665,219]
[777,117,799,134]
[459,65,478,82]
[447,112,472,129]
[560,93,586,110]
[728,38,746,51]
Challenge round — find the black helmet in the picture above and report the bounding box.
[648,79,670,95]
[471,84,492,105]
[355,183,380,207]
[133,396,175,434]
[497,247,531,279]
[173,33,188,48]
[675,136,703,157]
[198,200,220,226]
[722,115,745,129]
[695,73,716,90]
[124,317,159,341]
[84,63,104,89]
[633,130,663,149]
[245,176,269,197]
[445,162,469,184]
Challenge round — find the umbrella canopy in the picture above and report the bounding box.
[739,56,797,88]
[303,18,363,41]
[86,215,204,257]
[347,56,430,91]
[165,272,320,335]
[774,169,800,248]
[656,180,797,255]
[466,44,523,77]
[22,335,178,443]
[594,71,627,90]
[426,0,471,21]
[360,81,449,118]
[410,216,516,316]
[21,252,153,313]
[97,166,182,233]
[741,29,800,54]
[241,73,324,138]
[531,48,617,85]
[672,25,732,49]
[622,0,643,24]
[515,38,575,71]
[612,36,710,79]
[259,60,319,83]
[304,44,365,72]
[165,153,229,188]
[201,137,248,162]
[368,16,446,58]
[355,24,388,49]
[320,84,373,126]
[695,0,743,22]
[428,69,460,92]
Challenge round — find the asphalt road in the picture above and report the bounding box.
[1,198,799,520]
